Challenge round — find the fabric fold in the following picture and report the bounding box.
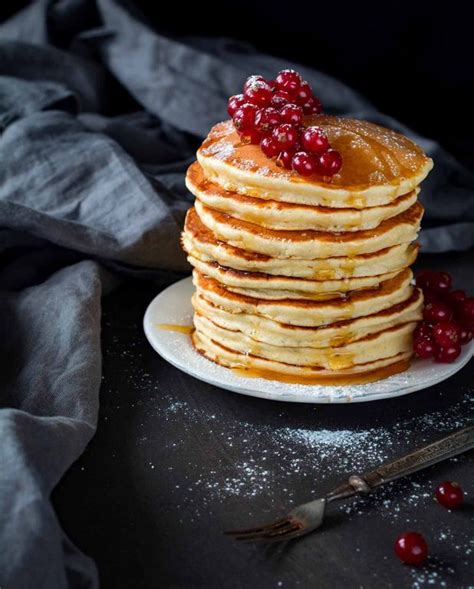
[0,262,102,589]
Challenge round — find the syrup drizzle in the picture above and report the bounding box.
[157,324,194,334]
[231,359,410,386]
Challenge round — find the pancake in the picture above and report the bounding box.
[188,255,401,296]
[194,313,416,369]
[192,288,423,348]
[186,162,419,232]
[193,268,414,327]
[194,200,423,259]
[192,329,412,385]
[182,209,420,279]
[197,117,433,208]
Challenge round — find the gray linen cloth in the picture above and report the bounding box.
[0,1,473,587]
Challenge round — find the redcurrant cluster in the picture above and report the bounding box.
[414,270,473,363]
[227,70,342,177]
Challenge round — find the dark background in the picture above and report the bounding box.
[2,1,473,166]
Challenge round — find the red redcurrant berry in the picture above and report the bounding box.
[319,149,343,175]
[260,136,280,158]
[432,321,461,347]
[243,75,265,92]
[434,343,461,363]
[394,532,428,566]
[301,126,329,154]
[417,270,451,293]
[255,107,281,135]
[233,103,258,132]
[414,338,435,359]
[280,104,303,125]
[277,149,296,169]
[248,129,263,144]
[423,290,441,305]
[238,129,262,144]
[275,69,302,94]
[430,272,452,293]
[244,79,273,107]
[271,90,292,109]
[291,151,318,176]
[294,81,313,104]
[227,94,246,117]
[435,481,464,509]
[448,289,467,306]
[414,321,433,342]
[423,302,453,323]
[266,79,277,91]
[302,96,323,114]
[237,129,261,145]
[460,297,474,323]
[459,324,473,345]
[272,124,298,150]
[416,270,436,291]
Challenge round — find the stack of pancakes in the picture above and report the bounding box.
[182,115,434,384]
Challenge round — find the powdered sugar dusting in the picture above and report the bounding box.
[201,140,235,161]
[156,393,473,587]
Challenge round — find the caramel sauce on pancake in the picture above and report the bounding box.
[199,117,432,191]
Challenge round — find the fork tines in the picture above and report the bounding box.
[224,517,304,543]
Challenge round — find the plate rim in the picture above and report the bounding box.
[143,276,473,404]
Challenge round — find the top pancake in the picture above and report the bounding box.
[197,116,433,208]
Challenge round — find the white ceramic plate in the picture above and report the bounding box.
[143,277,473,404]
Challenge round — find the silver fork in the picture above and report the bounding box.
[225,425,474,543]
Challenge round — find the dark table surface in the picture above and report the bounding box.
[53,252,474,589]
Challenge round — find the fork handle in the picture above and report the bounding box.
[326,425,474,502]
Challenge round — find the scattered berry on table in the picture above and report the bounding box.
[435,481,464,509]
[394,532,428,566]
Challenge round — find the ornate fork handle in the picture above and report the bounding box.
[327,425,474,502]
